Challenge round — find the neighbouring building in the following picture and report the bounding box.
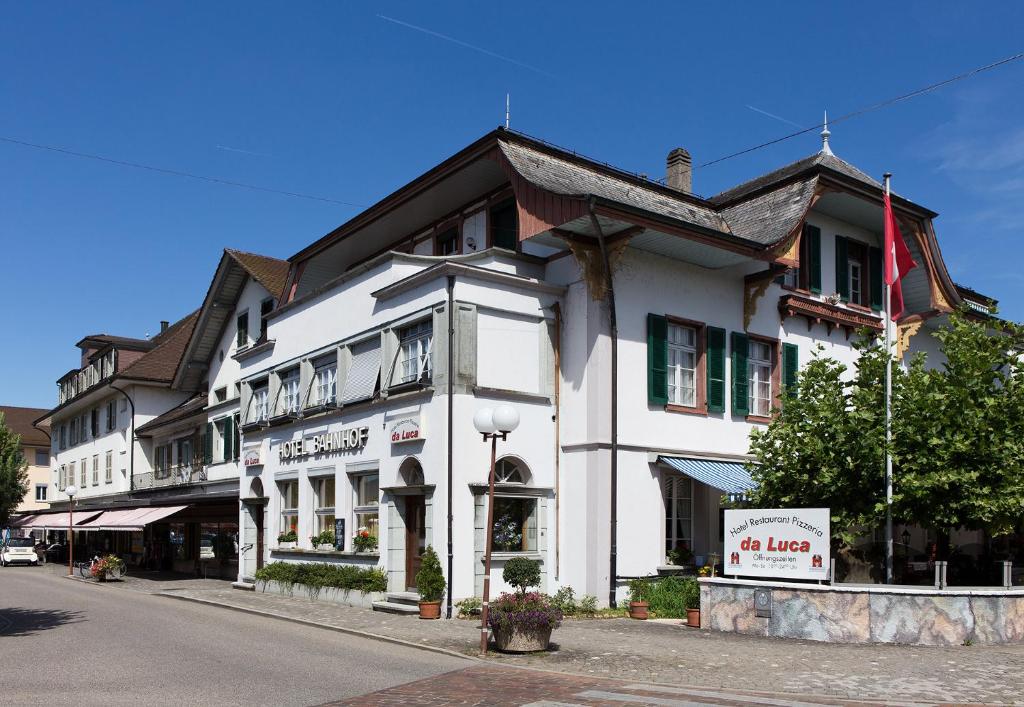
[1,405,51,519]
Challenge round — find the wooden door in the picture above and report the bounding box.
[255,505,265,571]
[405,495,426,590]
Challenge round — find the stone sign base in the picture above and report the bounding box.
[701,577,1024,646]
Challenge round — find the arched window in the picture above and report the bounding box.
[249,477,264,498]
[399,457,424,486]
[494,458,528,484]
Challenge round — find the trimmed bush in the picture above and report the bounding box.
[645,576,700,618]
[254,562,387,595]
[502,556,541,594]
[415,545,446,602]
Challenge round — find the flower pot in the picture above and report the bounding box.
[686,608,700,628]
[418,600,442,619]
[628,601,649,620]
[96,573,106,583]
[278,542,296,550]
[316,544,335,552]
[492,625,553,653]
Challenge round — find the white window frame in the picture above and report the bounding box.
[849,257,863,305]
[312,475,336,536]
[748,340,773,417]
[281,369,300,414]
[664,474,693,559]
[279,480,299,539]
[397,321,432,384]
[313,360,337,407]
[667,323,697,407]
[35,484,48,502]
[353,473,379,541]
[252,384,269,423]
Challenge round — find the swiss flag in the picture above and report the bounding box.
[884,192,917,321]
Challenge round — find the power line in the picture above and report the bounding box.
[698,50,1024,169]
[0,135,364,208]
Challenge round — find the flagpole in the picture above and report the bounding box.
[883,172,894,585]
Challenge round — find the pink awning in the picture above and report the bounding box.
[78,505,188,531]
[19,511,103,529]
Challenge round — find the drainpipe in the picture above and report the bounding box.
[109,384,135,491]
[587,197,619,609]
[552,303,562,582]
[446,275,455,619]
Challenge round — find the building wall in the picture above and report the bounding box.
[18,443,52,512]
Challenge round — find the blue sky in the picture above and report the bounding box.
[2,2,1023,408]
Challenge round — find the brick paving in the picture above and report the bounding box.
[86,577,1024,705]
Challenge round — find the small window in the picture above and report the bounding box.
[280,369,300,414]
[250,383,269,423]
[35,484,47,502]
[494,458,526,484]
[106,400,117,432]
[667,324,698,407]
[353,473,379,542]
[312,476,336,537]
[748,340,774,417]
[91,409,99,438]
[435,227,458,256]
[279,480,299,540]
[69,419,78,446]
[491,497,538,552]
[236,311,249,349]
[105,451,113,483]
[79,458,87,487]
[91,454,99,486]
[214,387,227,403]
[489,198,518,250]
[259,298,274,341]
[312,357,337,407]
[397,321,432,385]
[59,424,67,450]
[35,449,48,466]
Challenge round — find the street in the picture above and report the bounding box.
[0,567,469,706]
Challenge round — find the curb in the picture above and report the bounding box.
[157,592,480,664]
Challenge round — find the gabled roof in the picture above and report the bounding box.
[710,150,882,206]
[226,249,290,302]
[0,406,50,447]
[117,311,200,383]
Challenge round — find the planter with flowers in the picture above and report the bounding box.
[667,541,693,568]
[488,557,562,652]
[91,554,126,582]
[277,530,298,550]
[311,530,336,552]
[415,546,445,619]
[627,578,649,620]
[352,529,377,553]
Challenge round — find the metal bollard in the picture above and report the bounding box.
[934,561,947,589]
[1003,561,1013,590]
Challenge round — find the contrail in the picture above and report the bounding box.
[216,144,270,157]
[377,14,555,78]
[745,105,803,129]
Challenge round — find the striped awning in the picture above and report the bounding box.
[658,456,756,495]
[340,341,381,404]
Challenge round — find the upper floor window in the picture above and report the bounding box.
[836,236,881,310]
[91,408,100,438]
[280,369,300,414]
[35,449,48,466]
[106,400,117,432]
[35,484,47,502]
[494,458,527,484]
[312,357,337,407]
[259,298,274,341]
[105,451,113,484]
[236,311,249,349]
[748,339,774,418]
[489,199,518,250]
[69,418,79,446]
[59,424,67,450]
[251,383,269,423]
[667,324,698,407]
[91,455,99,486]
[435,227,458,256]
[398,321,432,384]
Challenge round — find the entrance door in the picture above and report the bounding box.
[255,505,264,572]
[405,495,426,590]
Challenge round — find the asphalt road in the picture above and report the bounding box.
[0,567,471,706]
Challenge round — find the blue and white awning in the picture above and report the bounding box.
[657,456,756,496]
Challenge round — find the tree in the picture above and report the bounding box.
[0,412,29,528]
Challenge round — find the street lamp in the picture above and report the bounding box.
[474,405,520,655]
[65,485,78,576]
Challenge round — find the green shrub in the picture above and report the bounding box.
[578,594,598,615]
[646,576,699,618]
[455,596,482,617]
[551,586,578,615]
[277,530,298,543]
[415,546,446,602]
[502,556,541,594]
[627,578,649,603]
[254,561,387,595]
[310,530,335,546]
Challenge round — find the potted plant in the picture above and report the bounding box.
[311,530,336,551]
[627,578,649,620]
[277,530,298,549]
[667,541,693,567]
[415,546,445,619]
[488,557,562,652]
[683,577,701,628]
[352,528,377,553]
[91,555,125,582]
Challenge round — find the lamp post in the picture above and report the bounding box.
[65,485,78,576]
[473,405,520,655]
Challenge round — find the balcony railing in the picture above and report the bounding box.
[58,350,118,405]
[133,464,208,491]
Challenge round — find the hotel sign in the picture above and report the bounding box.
[277,426,370,461]
[724,508,830,581]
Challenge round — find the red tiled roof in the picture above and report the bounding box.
[226,249,290,302]
[0,406,50,447]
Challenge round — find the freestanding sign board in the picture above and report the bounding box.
[334,518,345,551]
[724,508,830,581]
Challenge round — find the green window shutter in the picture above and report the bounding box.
[731,332,749,417]
[223,416,234,461]
[782,343,799,403]
[869,246,883,311]
[706,327,726,413]
[232,414,241,461]
[806,225,822,294]
[204,422,213,465]
[835,236,850,302]
[647,314,668,406]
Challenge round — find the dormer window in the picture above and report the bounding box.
[237,311,249,349]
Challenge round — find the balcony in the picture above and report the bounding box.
[58,350,117,405]
[134,464,208,491]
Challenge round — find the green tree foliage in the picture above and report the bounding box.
[0,412,29,528]
[502,556,541,595]
[415,545,446,602]
[748,309,1024,543]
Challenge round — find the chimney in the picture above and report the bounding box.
[160,320,169,333]
[666,148,692,194]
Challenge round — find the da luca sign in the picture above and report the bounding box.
[724,508,830,581]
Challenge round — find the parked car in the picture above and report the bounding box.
[45,543,67,563]
[2,537,40,566]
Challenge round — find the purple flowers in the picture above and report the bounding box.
[487,591,563,632]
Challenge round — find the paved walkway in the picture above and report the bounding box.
[128,583,1024,705]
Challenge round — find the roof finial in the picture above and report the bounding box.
[821,109,833,155]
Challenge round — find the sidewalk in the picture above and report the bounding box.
[143,583,1024,704]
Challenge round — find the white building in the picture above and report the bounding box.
[234,127,972,612]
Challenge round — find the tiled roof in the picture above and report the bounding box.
[226,249,290,301]
[718,177,819,246]
[118,311,200,383]
[498,139,732,235]
[0,406,50,447]
[711,151,881,206]
[135,393,207,435]
[76,334,156,351]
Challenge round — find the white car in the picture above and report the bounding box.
[2,537,40,566]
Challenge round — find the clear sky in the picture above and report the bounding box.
[2,1,1023,409]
